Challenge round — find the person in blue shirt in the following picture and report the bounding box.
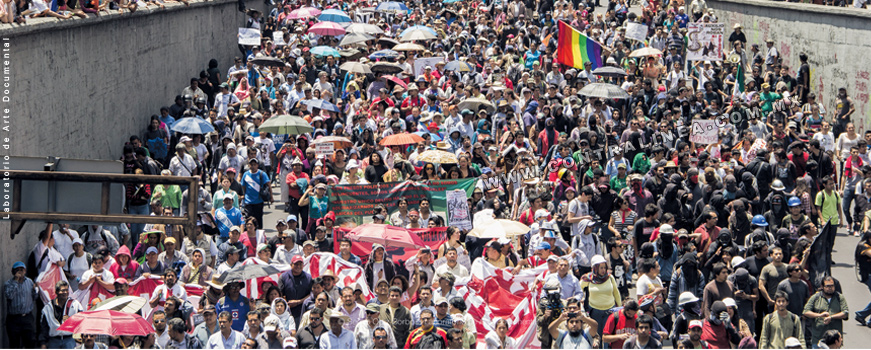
[242,158,271,230]
[215,194,244,246]
[216,281,251,332]
[524,45,542,70]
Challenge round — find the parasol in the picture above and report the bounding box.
[57,310,154,336]
[258,114,314,135]
[345,224,426,249]
[579,83,630,99]
[416,150,458,164]
[380,132,425,146]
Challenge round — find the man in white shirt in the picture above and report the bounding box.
[153,311,171,349]
[274,234,303,265]
[78,255,114,291]
[149,269,188,309]
[214,83,241,118]
[169,144,198,177]
[52,224,79,259]
[354,304,397,349]
[207,312,246,349]
[319,312,357,349]
[666,62,687,90]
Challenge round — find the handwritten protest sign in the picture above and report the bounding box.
[238,28,262,46]
[690,119,719,144]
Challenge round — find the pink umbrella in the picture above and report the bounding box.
[383,75,408,88]
[289,7,321,19]
[308,21,347,36]
[58,310,154,336]
[345,224,427,249]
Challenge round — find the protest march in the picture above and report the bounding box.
[7,0,871,347]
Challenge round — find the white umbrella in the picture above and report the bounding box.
[339,61,373,74]
[579,83,631,99]
[339,32,374,46]
[93,296,147,314]
[346,23,385,35]
[400,29,438,41]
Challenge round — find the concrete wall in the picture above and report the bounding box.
[708,0,871,131]
[0,0,266,344]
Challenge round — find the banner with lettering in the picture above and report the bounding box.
[333,226,448,265]
[328,179,477,226]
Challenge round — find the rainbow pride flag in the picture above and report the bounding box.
[557,20,604,70]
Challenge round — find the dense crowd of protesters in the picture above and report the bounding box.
[6,0,871,346]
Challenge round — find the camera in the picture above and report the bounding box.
[566,312,578,318]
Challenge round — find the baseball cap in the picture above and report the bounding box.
[115,278,128,285]
[283,337,298,349]
[286,215,298,222]
[264,315,280,332]
[689,320,703,329]
[291,255,304,264]
[146,247,159,255]
[12,261,25,270]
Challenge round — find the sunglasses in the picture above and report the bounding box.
[310,317,322,321]
[374,336,388,340]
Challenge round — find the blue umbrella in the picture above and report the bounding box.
[375,1,408,12]
[303,99,340,112]
[401,25,437,37]
[171,117,215,134]
[368,49,401,59]
[318,9,352,23]
[415,131,442,141]
[310,46,341,57]
[442,0,462,3]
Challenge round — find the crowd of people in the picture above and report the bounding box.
[6,0,871,347]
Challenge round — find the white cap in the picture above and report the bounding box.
[785,337,802,348]
[723,298,737,308]
[590,255,606,266]
[263,315,280,332]
[731,256,746,268]
[534,209,550,219]
[283,337,298,349]
[659,224,675,235]
[179,136,193,143]
[346,159,360,170]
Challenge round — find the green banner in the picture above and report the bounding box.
[328,179,478,226]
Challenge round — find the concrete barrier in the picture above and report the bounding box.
[708,0,871,130]
[0,0,265,160]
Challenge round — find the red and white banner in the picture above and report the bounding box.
[456,260,548,349]
[305,252,376,301]
[36,264,69,304]
[71,276,204,317]
[240,258,291,300]
[333,227,447,265]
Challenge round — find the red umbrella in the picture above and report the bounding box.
[380,132,424,146]
[383,75,408,88]
[57,310,154,336]
[346,223,426,248]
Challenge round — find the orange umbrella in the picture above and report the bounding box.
[380,132,424,146]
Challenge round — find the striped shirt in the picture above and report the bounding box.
[4,277,36,315]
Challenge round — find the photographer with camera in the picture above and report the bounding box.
[537,280,564,348]
[547,298,599,349]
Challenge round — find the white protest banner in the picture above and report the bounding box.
[273,32,286,46]
[686,23,725,61]
[315,142,335,157]
[625,23,648,43]
[238,28,262,46]
[413,57,443,78]
[690,119,719,144]
[446,189,472,230]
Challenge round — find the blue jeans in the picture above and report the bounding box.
[128,204,150,243]
[589,307,613,339]
[46,335,76,349]
[856,275,871,321]
[842,186,856,228]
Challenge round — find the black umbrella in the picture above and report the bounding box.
[217,263,282,283]
[250,56,285,68]
[591,66,628,78]
[370,62,404,74]
[378,38,399,48]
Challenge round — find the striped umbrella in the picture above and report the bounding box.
[308,21,346,36]
[318,9,351,23]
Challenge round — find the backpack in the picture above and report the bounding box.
[855,242,871,283]
[555,328,593,349]
[26,248,49,279]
